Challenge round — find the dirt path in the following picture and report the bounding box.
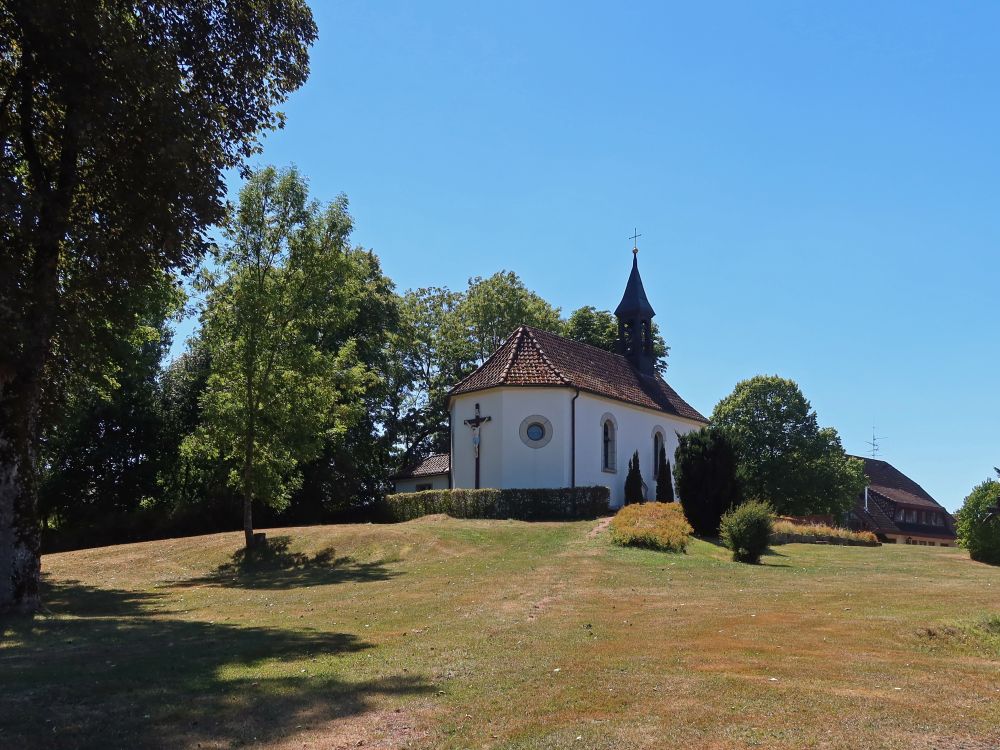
[586,516,613,538]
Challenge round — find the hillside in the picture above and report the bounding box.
[2,517,998,749]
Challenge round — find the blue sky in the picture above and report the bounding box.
[174,1,999,510]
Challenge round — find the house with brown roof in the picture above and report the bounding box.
[391,453,450,494]
[443,249,707,507]
[848,457,957,546]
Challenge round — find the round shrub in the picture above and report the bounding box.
[720,500,773,564]
[610,502,693,553]
[956,479,1000,565]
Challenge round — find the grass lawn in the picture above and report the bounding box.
[2,516,999,749]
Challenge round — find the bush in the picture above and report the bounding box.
[624,451,644,505]
[381,486,611,522]
[674,427,742,535]
[720,500,773,564]
[655,446,675,502]
[770,519,879,547]
[609,502,692,552]
[956,479,1000,565]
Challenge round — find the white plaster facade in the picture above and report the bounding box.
[450,387,704,508]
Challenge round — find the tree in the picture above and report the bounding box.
[955,479,1000,565]
[0,1,316,611]
[445,271,563,366]
[656,446,675,502]
[674,427,742,535]
[186,166,373,548]
[711,375,865,516]
[624,451,644,505]
[563,306,670,373]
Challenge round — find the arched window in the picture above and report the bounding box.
[653,430,664,478]
[602,416,617,472]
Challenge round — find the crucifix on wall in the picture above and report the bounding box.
[464,402,491,489]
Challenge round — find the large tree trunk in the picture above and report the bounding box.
[0,380,43,614]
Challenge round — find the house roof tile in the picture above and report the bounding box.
[392,453,450,480]
[449,326,707,423]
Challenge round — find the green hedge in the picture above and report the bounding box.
[381,486,611,522]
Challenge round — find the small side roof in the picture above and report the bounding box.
[392,453,450,480]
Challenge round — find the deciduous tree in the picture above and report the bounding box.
[0,1,315,611]
[711,376,864,516]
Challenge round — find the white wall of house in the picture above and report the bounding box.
[393,474,450,494]
[450,387,704,507]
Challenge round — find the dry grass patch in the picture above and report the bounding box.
[772,517,880,546]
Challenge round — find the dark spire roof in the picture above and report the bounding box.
[614,250,655,319]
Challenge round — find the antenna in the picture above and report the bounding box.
[865,424,887,459]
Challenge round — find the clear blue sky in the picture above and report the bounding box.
[175,1,999,511]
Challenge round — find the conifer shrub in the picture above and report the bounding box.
[624,450,644,505]
[655,445,675,502]
[674,427,742,535]
[720,500,773,564]
[609,502,692,552]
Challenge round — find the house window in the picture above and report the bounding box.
[415,483,432,492]
[905,510,917,523]
[895,508,905,522]
[602,416,617,473]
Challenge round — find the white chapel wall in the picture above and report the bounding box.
[451,387,705,507]
[574,392,704,508]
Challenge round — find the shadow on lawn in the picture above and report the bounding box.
[175,535,400,590]
[0,578,430,750]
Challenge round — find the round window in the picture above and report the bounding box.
[518,415,553,448]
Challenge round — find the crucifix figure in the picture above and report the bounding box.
[464,402,491,489]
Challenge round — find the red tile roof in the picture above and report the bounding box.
[449,326,707,423]
[849,457,956,540]
[857,457,945,510]
[392,453,450,479]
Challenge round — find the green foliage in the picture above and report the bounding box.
[656,447,675,502]
[711,375,865,516]
[187,167,376,543]
[382,486,610,522]
[624,451,644,505]
[609,502,692,552]
[956,479,1000,565]
[562,305,669,373]
[0,0,316,610]
[674,427,743,535]
[720,500,774,564]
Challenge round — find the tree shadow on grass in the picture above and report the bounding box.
[0,577,431,750]
[175,535,400,590]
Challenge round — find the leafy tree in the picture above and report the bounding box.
[0,1,316,611]
[625,451,644,505]
[955,479,1000,565]
[711,375,864,516]
[656,447,675,502]
[674,427,742,535]
[563,306,670,373]
[186,167,373,548]
[445,271,562,366]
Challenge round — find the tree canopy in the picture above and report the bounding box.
[710,375,864,516]
[955,478,1000,565]
[0,0,316,612]
[562,306,669,373]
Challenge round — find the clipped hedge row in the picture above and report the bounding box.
[770,519,880,547]
[381,486,611,522]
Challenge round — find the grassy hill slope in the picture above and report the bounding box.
[2,517,999,749]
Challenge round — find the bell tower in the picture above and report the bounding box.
[614,241,656,376]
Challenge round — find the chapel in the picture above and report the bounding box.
[393,249,708,507]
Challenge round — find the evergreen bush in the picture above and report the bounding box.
[656,447,675,502]
[720,500,773,563]
[674,427,742,535]
[624,451,644,505]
